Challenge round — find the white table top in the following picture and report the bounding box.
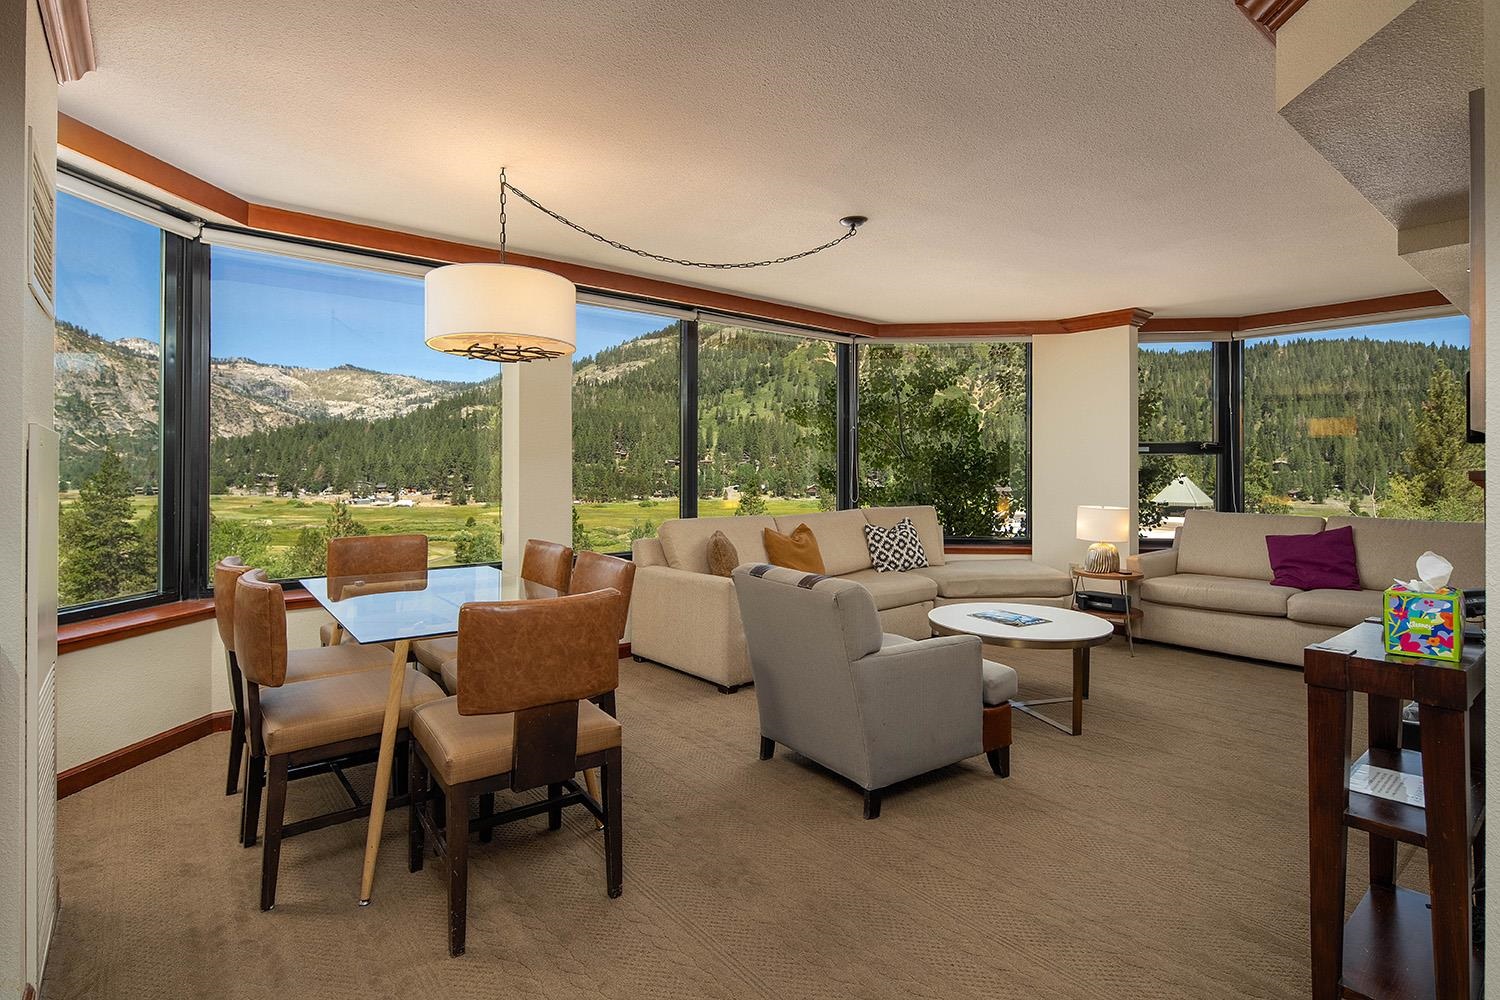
[928,602,1114,648]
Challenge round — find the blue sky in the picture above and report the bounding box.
[58,191,1469,376]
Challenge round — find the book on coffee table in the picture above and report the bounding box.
[970,610,1051,628]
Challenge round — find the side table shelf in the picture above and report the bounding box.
[1069,567,1142,656]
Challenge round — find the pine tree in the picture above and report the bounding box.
[735,480,768,516]
[59,449,155,605]
[1381,365,1483,521]
[453,516,499,564]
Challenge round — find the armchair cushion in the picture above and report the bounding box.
[981,659,1019,706]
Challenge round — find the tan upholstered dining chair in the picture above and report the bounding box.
[320,533,429,647]
[413,537,573,677]
[214,556,392,845]
[407,589,624,957]
[234,568,445,910]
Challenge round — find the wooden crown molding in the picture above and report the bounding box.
[1138,290,1452,336]
[1234,0,1311,40]
[37,0,97,82]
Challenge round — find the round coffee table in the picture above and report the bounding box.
[928,602,1114,736]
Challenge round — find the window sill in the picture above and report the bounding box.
[943,542,1032,556]
[58,591,324,655]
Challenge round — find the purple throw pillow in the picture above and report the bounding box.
[1265,526,1361,591]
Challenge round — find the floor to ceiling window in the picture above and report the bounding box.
[1138,340,1220,540]
[1242,314,1480,521]
[696,323,838,519]
[856,341,1029,539]
[571,304,682,552]
[207,245,500,578]
[54,192,167,610]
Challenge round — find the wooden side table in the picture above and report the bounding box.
[1070,567,1142,656]
[1304,622,1484,1000]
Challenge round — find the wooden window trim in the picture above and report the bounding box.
[943,543,1032,556]
[58,591,323,655]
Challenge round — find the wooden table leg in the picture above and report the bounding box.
[329,624,343,647]
[1418,701,1474,1000]
[1307,682,1352,999]
[1366,694,1401,886]
[359,639,411,905]
[1071,648,1086,736]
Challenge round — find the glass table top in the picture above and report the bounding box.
[299,565,559,645]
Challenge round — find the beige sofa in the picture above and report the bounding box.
[1130,510,1484,666]
[630,505,1073,691]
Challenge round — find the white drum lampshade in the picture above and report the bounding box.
[1075,505,1129,573]
[424,263,577,362]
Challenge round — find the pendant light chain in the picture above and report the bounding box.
[497,173,865,270]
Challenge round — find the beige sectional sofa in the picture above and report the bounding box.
[1130,510,1484,666]
[630,505,1072,690]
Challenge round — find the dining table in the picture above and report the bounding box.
[299,564,559,905]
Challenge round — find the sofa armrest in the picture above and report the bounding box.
[1128,547,1177,580]
[630,564,752,687]
[631,536,667,567]
[848,634,985,788]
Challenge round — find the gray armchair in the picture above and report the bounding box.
[732,564,1014,818]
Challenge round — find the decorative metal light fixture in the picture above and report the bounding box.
[425,169,867,363]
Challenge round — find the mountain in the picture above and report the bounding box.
[54,321,470,487]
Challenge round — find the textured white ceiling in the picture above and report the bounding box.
[59,0,1432,323]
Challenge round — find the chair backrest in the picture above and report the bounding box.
[569,551,636,641]
[213,556,252,651]
[730,564,884,773]
[521,538,574,593]
[326,533,428,581]
[233,569,290,688]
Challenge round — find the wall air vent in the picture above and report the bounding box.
[27,128,56,316]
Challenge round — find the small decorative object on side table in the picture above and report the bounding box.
[1070,567,1142,656]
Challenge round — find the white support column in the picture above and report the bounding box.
[501,355,573,584]
[1029,322,1140,572]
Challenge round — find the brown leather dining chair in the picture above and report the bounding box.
[414,537,574,679]
[234,568,445,910]
[215,556,392,844]
[564,551,636,812]
[407,589,624,957]
[320,533,429,647]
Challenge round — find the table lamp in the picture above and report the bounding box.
[1076,505,1129,573]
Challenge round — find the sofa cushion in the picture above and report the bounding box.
[909,559,1072,599]
[1267,525,1361,590]
[1175,509,1323,580]
[764,523,826,574]
[774,510,873,576]
[1139,573,1298,617]
[981,659,1019,706]
[862,506,946,566]
[837,568,939,611]
[1286,589,1383,628]
[1325,516,1485,593]
[658,515,775,574]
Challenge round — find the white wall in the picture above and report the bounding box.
[56,607,330,773]
[1275,0,1417,109]
[502,355,573,574]
[0,1,58,991]
[1029,324,1138,572]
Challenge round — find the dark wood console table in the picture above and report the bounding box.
[1305,622,1484,1000]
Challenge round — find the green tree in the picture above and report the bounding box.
[572,506,592,552]
[453,515,499,564]
[208,513,272,568]
[1380,365,1483,521]
[59,449,155,605]
[735,480,767,516]
[1136,372,1172,532]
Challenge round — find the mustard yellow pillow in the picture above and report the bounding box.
[763,523,826,575]
[707,530,739,577]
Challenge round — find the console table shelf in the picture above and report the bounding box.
[1304,622,1484,1000]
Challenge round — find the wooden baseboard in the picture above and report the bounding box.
[23,984,36,1000]
[57,711,233,799]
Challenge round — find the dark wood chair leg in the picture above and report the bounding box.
[409,745,427,873]
[759,736,774,760]
[225,711,244,796]
[446,784,469,957]
[594,690,617,717]
[259,756,289,911]
[479,793,494,843]
[987,746,1011,777]
[242,754,264,848]
[394,738,410,797]
[603,747,622,898]
[547,784,564,831]
[863,788,882,820]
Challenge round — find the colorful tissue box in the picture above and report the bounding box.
[1383,585,1463,662]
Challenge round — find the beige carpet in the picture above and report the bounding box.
[40,639,1427,999]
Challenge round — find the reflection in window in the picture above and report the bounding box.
[856,342,1029,539]
[1242,317,1481,521]
[699,324,837,519]
[207,247,500,578]
[571,305,681,552]
[54,193,165,608]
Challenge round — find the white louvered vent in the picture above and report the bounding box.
[36,664,58,967]
[28,127,56,314]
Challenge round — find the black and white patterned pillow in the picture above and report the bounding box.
[863,517,929,573]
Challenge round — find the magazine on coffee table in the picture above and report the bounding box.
[970,610,1052,628]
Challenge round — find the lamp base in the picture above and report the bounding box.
[1083,542,1120,574]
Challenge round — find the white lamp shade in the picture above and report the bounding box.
[424,263,577,360]
[1076,505,1129,543]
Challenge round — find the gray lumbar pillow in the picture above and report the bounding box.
[707,530,740,577]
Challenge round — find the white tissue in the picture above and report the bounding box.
[1394,550,1454,592]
